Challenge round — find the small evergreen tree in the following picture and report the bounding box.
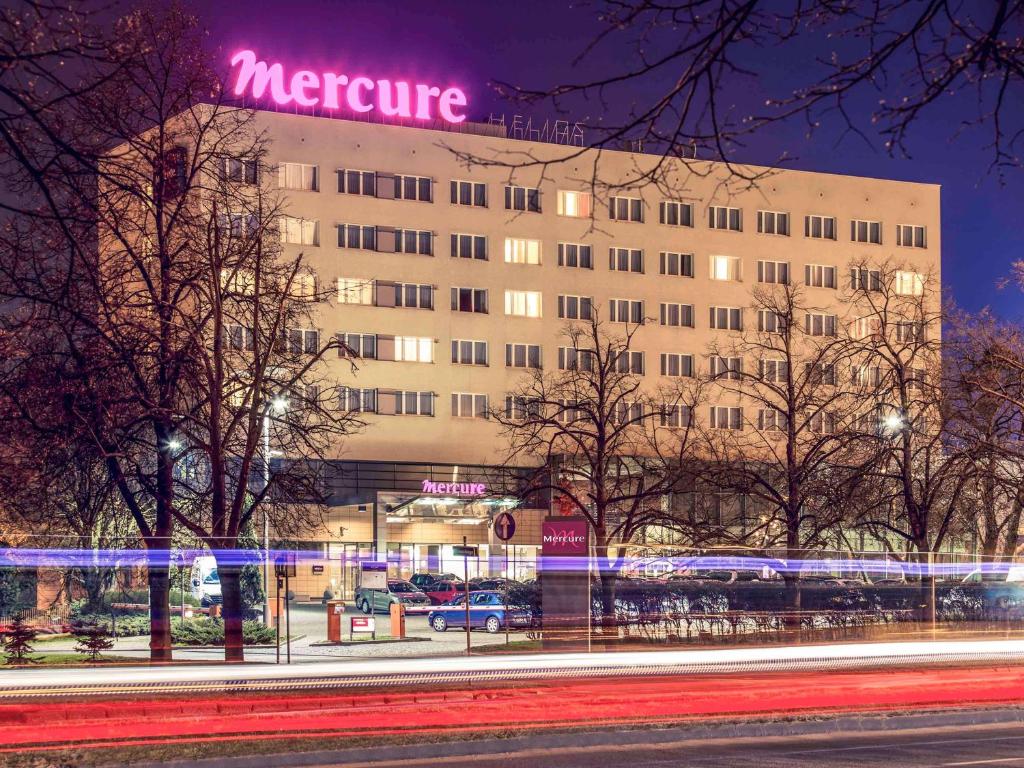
[72,622,115,662]
[2,615,37,664]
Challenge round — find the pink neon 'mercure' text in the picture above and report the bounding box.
[230,50,468,124]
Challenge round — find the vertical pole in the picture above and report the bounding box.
[930,549,937,635]
[275,576,281,665]
[285,571,292,664]
[463,535,471,656]
[505,546,509,646]
[262,413,271,626]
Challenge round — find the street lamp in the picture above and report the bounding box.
[262,396,288,626]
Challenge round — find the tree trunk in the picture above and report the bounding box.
[148,565,172,661]
[783,573,802,631]
[594,541,618,632]
[913,546,936,624]
[81,567,107,614]
[219,563,245,663]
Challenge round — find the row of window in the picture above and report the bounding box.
[263,160,928,248]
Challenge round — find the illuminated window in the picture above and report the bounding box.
[220,268,255,295]
[895,270,925,296]
[710,255,741,281]
[557,190,593,218]
[278,162,318,191]
[505,290,542,318]
[504,237,541,265]
[394,336,433,363]
[851,316,881,340]
[280,216,318,245]
[337,278,373,305]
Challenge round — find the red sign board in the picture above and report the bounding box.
[542,518,590,556]
[351,616,375,633]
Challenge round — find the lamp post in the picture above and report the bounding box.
[262,396,288,626]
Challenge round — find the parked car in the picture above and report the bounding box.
[190,555,222,606]
[427,590,532,633]
[354,579,431,614]
[469,577,521,592]
[409,572,459,590]
[423,580,468,605]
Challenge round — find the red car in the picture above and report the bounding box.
[424,580,468,605]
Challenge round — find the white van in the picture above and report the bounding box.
[190,555,222,605]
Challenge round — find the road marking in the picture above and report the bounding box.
[943,759,1024,766]
[789,733,1024,756]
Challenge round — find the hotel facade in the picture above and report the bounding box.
[246,108,940,601]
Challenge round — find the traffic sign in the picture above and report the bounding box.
[453,545,479,557]
[494,512,516,541]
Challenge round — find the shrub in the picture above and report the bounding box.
[2,616,37,664]
[73,613,151,637]
[72,622,115,661]
[171,618,276,646]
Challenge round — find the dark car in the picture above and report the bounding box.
[427,590,532,634]
[354,579,432,614]
[469,577,521,591]
[410,572,459,590]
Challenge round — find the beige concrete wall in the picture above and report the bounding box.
[254,112,941,467]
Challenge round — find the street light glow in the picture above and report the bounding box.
[883,414,903,430]
[271,396,288,413]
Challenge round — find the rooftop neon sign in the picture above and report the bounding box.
[230,50,468,124]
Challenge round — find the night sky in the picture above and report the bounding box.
[200,0,1023,320]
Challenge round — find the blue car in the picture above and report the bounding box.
[427,590,532,634]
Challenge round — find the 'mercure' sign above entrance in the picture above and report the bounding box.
[230,50,469,124]
[421,480,486,497]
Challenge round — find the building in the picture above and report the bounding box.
[246,108,941,600]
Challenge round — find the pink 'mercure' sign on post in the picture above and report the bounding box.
[230,50,468,124]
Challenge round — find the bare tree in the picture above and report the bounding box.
[492,311,703,623]
[698,279,870,610]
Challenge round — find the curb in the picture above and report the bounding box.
[131,705,1024,768]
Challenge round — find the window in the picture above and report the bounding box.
[557,190,593,217]
[336,277,374,306]
[660,201,694,227]
[504,396,540,421]
[757,260,789,284]
[224,324,254,352]
[506,343,542,369]
[897,224,927,249]
[895,270,925,296]
[283,328,319,355]
[451,287,488,314]
[661,303,695,328]
[805,264,837,288]
[759,359,789,383]
[338,332,376,359]
[558,294,593,320]
[907,367,927,390]
[218,212,259,238]
[609,299,644,324]
[709,306,743,331]
[289,271,316,300]
[451,339,488,366]
[614,350,645,374]
[393,336,433,363]
[660,404,692,428]
[896,321,926,343]
[558,347,595,372]
[505,290,542,318]
[393,228,433,256]
[337,224,377,250]
[451,393,488,419]
[710,356,742,380]
[660,252,694,277]
[222,157,258,185]
[504,184,540,212]
[805,214,837,240]
[280,216,318,245]
[340,387,377,413]
[613,401,644,424]
[609,196,643,222]
[555,399,586,423]
[393,282,434,309]
[376,390,434,416]
[758,309,786,333]
[851,316,882,340]
[220,268,255,296]
[805,363,837,386]
[451,180,487,207]
[709,205,742,231]
[851,219,882,244]
[808,411,837,434]
[504,237,541,265]
[710,255,741,281]
[660,353,695,378]
[758,408,787,431]
[804,313,837,337]
[710,406,743,430]
[557,242,593,269]
[451,233,488,260]
[850,267,882,291]
[394,174,432,202]
[852,365,883,387]
[278,162,318,191]
[609,247,644,273]
[757,210,790,236]
[337,169,376,196]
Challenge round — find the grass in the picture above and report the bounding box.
[3,653,141,666]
